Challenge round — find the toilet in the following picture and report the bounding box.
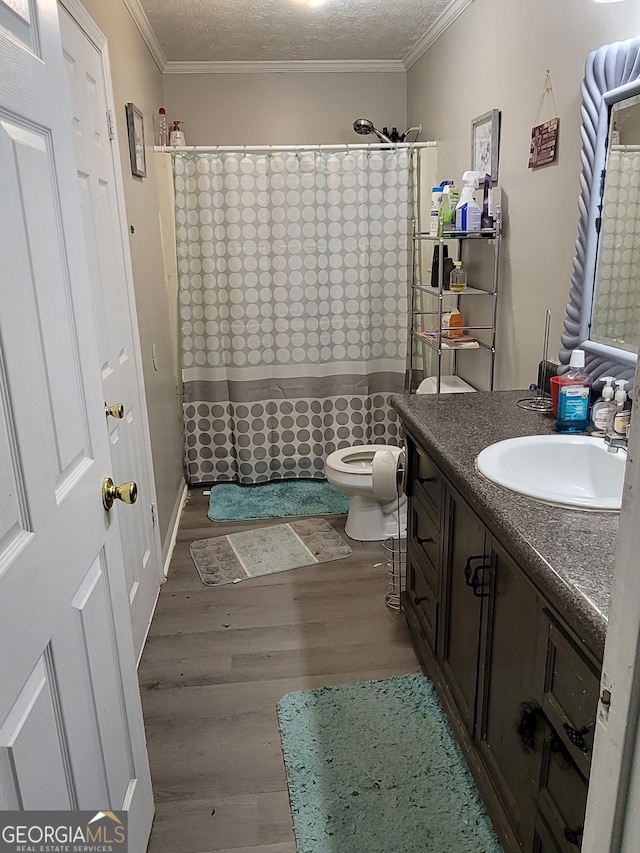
[325,444,406,541]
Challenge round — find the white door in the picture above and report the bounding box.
[0,0,153,848]
[59,1,163,662]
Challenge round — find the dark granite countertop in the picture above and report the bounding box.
[392,390,617,661]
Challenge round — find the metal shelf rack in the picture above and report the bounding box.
[406,209,501,394]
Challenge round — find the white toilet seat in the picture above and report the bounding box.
[326,444,401,475]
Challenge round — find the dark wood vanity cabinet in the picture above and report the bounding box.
[402,434,601,853]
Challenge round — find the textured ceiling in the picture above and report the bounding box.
[138,0,457,64]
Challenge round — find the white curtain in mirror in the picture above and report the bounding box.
[591,144,640,354]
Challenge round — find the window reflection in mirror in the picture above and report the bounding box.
[591,93,640,355]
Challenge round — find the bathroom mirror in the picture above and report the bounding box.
[560,36,640,386]
[591,91,640,356]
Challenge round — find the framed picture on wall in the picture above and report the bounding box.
[126,102,146,178]
[471,109,501,183]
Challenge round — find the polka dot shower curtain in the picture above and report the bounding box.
[590,145,640,353]
[174,147,413,484]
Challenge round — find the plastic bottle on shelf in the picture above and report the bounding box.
[449,260,467,292]
[155,107,168,146]
[455,171,482,232]
[430,186,444,237]
[439,183,458,233]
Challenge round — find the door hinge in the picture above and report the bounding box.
[106,109,116,140]
[150,502,157,528]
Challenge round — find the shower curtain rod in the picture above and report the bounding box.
[154,141,437,154]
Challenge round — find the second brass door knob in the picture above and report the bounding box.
[102,477,138,510]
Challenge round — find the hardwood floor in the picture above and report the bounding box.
[139,487,420,853]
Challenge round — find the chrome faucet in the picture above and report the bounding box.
[605,420,631,453]
[605,432,628,453]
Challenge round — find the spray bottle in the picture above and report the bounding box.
[455,170,482,232]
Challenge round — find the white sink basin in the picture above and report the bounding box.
[476,434,626,510]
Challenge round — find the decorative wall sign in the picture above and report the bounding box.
[126,102,146,178]
[528,71,559,169]
[471,109,501,182]
[528,117,559,167]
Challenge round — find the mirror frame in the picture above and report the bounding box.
[560,35,640,386]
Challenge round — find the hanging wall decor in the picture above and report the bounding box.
[471,109,501,182]
[528,71,559,168]
[125,102,146,178]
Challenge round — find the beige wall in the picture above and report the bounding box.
[80,0,185,553]
[408,0,640,391]
[162,71,407,145]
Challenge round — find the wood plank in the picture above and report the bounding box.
[140,487,420,851]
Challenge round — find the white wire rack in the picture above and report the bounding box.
[383,453,407,611]
[384,531,406,611]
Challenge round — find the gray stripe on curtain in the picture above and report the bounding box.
[183,371,405,404]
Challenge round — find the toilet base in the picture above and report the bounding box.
[344,494,407,541]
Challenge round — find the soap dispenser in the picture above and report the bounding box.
[608,380,630,436]
[590,376,616,434]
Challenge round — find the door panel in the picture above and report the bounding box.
[0,656,73,810]
[59,4,162,658]
[477,546,547,849]
[0,0,153,845]
[440,490,487,733]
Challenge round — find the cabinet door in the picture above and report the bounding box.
[477,542,547,850]
[440,489,488,734]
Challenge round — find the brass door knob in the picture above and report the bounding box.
[102,477,138,510]
[105,402,125,419]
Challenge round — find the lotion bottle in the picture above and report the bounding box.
[608,380,630,436]
[590,376,616,435]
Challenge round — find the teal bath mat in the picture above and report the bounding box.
[277,674,503,853]
[207,478,349,522]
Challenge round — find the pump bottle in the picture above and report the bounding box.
[607,380,630,436]
[590,376,616,434]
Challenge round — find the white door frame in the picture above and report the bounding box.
[60,0,164,661]
[583,363,640,851]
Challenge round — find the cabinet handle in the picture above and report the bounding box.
[516,701,542,753]
[464,555,489,598]
[563,826,584,846]
[563,723,591,753]
[417,536,434,545]
[413,595,429,606]
[417,475,437,484]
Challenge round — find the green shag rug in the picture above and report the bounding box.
[208,478,349,522]
[277,674,503,853]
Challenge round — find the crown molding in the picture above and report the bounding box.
[163,59,406,75]
[403,0,475,70]
[122,0,167,72]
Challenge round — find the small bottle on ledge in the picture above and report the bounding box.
[155,107,168,146]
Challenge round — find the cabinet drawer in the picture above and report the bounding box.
[406,551,438,654]
[537,725,588,852]
[408,495,440,593]
[542,619,599,779]
[413,446,443,520]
